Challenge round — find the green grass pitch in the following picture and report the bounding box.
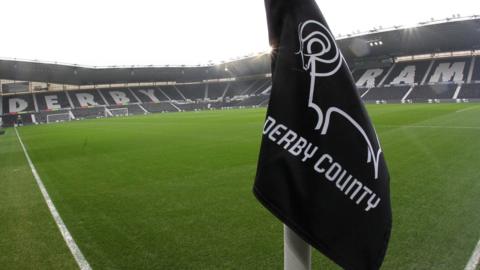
[1,103,480,269]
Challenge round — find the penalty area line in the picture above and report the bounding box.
[465,238,480,270]
[14,128,92,270]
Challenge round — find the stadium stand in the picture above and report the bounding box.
[426,57,471,84]
[2,17,480,127]
[458,83,480,99]
[176,84,206,101]
[68,90,107,107]
[206,82,228,100]
[407,84,458,101]
[2,55,480,127]
[382,60,431,86]
[159,86,185,101]
[472,56,480,82]
[35,91,71,111]
[133,88,169,103]
[224,81,250,98]
[225,78,271,97]
[354,67,390,88]
[100,88,139,105]
[362,86,411,101]
[251,78,272,95]
[353,56,476,102]
[357,88,370,97]
[2,94,36,114]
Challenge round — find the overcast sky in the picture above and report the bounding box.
[1,0,478,66]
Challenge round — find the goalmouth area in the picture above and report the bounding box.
[1,104,479,269]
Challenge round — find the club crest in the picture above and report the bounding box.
[297,20,383,180]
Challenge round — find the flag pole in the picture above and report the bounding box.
[284,225,311,270]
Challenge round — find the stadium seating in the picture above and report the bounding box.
[355,57,472,89]
[354,67,389,88]
[132,88,169,103]
[407,84,458,101]
[362,86,411,101]
[458,83,480,99]
[159,86,185,101]
[68,90,107,107]
[224,80,250,97]
[225,79,270,97]
[176,84,206,101]
[35,92,72,111]
[99,88,139,105]
[241,78,271,96]
[206,83,228,100]
[471,57,480,82]
[426,57,471,83]
[383,60,431,86]
[357,88,370,97]
[2,94,36,114]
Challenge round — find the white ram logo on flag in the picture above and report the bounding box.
[297,20,383,180]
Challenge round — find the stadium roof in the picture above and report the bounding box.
[0,55,271,85]
[1,17,479,85]
[337,16,480,63]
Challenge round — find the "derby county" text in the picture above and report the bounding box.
[263,116,381,212]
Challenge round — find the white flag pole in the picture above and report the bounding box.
[284,225,312,270]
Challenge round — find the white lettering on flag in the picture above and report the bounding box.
[263,116,381,212]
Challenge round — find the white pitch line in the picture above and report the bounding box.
[14,128,92,270]
[465,239,480,270]
[456,105,480,114]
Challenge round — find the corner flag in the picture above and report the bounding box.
[253,0,392,269]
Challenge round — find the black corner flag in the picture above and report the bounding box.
[253,0,392,269]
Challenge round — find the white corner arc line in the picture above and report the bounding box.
[14,128,92,270]
[465,239,480,270]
